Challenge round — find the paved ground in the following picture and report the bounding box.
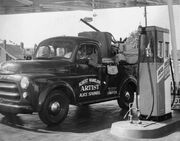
[0,101,180,141]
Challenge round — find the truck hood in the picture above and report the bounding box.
[0,60,73,74]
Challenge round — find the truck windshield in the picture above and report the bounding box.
[35,40,76,59]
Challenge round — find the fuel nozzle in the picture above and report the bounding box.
[123,103,134,124]
[145,42,153,57]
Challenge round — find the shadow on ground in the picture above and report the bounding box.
[0,101,128,133]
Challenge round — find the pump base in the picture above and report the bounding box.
[139,112,172,122]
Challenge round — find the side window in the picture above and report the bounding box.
[77,44,98,64]
[77,44,87,60]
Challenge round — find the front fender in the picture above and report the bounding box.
[38,81,76,111]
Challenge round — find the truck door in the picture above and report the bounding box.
[75,43,104,103]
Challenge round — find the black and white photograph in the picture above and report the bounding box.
[0,0,180,141]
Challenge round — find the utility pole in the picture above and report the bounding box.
[167,0,179,89]
[144,5,147,26]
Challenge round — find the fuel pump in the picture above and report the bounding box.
[138,26,172,121]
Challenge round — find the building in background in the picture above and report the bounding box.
[0,40,24,63]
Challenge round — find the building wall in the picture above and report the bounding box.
[0,42,24,63]
[0,44,6,63]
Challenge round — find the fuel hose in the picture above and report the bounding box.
[146,57,155,120]
[169,57,177,107]
[138,28,154,120]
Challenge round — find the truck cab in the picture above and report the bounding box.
[0,35,137,126]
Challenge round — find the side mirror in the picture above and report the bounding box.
[24,55,32,60]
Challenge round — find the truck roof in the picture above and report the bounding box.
[39,36,100,46]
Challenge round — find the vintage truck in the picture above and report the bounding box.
[0,32,137,126]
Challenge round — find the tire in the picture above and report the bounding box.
[38,90,69,126]
[117,82,135,110]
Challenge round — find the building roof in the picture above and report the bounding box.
[0,0,179,15]
[0,43,24,59]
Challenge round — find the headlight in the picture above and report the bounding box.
[20,77,30,89]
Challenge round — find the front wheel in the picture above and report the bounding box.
[117,83,135,110]
[38,90,69,126]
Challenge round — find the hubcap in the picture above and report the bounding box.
[50,102,61,114]
[125,92,130,100]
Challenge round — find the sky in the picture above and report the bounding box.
[0,5,179,49]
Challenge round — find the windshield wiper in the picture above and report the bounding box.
[34,57,52,60]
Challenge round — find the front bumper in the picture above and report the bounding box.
[0,101,33,114]
[0,74,35,114]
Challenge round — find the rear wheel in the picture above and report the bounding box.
[39,90,69,126]
[117,83,135,110]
